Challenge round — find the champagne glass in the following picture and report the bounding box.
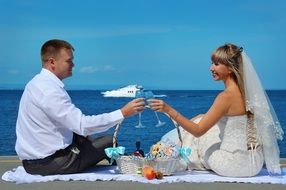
[154,111,166,127]
[134,90,146,128]
[145,91,166,127]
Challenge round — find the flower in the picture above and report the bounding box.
[165,147,173,156]
[149,140,180,159]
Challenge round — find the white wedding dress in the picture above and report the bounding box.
[162,116,264,177]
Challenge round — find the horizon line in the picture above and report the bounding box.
[0,87,285,91]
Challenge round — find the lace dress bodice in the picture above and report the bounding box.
[207,115,264,177]
[219,115,248,152]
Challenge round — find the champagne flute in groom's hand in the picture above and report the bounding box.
[134,90,146,128]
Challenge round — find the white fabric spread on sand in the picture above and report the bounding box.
[2,166,286,184]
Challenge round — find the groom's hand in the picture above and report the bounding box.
[121,98,145,118]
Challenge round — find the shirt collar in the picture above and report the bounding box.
[40,68,65,88]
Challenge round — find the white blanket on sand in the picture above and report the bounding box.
[2,166,286,184]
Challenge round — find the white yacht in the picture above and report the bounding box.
[101,85,144,97]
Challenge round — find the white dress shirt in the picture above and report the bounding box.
[15,68,124,160]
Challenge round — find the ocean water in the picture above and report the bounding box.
[0,90,285,157]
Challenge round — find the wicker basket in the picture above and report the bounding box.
[115,155,144,174]
[145,158,179,175]
[112,113,183,175]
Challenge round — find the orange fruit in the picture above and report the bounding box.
[142,165,155,180]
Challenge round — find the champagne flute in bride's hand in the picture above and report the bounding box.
[134,90,146,128]
[145,91,166,127]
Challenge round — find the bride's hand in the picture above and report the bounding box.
[148,99,170,113]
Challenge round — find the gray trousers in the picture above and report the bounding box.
[22,134,112,176]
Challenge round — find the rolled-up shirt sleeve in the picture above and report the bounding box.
[41,89,124,136]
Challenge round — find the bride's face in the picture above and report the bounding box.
[210,62,231,81]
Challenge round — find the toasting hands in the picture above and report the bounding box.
[120,98,145,118]
[147,99,170,113]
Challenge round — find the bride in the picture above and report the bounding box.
[149,43,284,177]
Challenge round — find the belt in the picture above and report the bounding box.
[23,144,79,165]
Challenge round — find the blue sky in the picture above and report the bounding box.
[0,0,285,90]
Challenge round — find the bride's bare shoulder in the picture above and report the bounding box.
[216,91,232,101]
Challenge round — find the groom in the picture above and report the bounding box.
[15,39,145,175]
